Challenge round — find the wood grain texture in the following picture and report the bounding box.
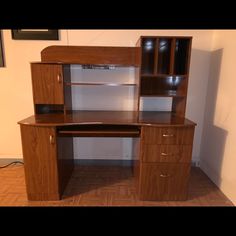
[41,46,141,67]
[172,97,187,118]
[31,63,64,105]
[141,126,195,145]
[169,38,176,74]
[20,125,60,200]
[139,163,191,201]
[18,111,196,127]
[141,144,193,163]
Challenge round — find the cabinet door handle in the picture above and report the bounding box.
[49,135,55,145]
[162,134,174,137]
[57,74,62,83]
[160,174,171,178]
[161,152,179,156]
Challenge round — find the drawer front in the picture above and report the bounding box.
[141,126,194,145]
[139,163,191,201]
[141,145,192,163]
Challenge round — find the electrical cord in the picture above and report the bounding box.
[0,161,24,169]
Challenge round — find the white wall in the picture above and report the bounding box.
[200,30,236,205]
[0,30,213,162]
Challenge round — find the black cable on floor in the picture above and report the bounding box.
[0,161,24,169]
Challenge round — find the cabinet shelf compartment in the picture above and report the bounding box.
[35,104,64,114]
[141,38,156,74]
[140,76,186,97]
[174,39,191,75]
[57,124,140,137]
[157,38,172,74]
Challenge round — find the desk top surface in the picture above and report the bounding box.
[18,111,196,127]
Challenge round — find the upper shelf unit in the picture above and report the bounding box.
[31,45,141,115]
[137,36,192,117]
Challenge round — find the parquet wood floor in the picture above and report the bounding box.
[0,165,234,206]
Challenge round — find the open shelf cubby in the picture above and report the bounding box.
[137,36,192,117]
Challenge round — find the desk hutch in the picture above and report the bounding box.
[18,36,196,201]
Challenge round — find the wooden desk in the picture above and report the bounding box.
[18,111,196,201]
[18,41,195,201]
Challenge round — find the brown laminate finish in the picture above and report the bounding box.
[20,125,60,200]
[18,41,197,202]
[18,111,196,127]
[31,63,64,105]
[139,163,191,200]
[41,46,141,67]
[169,38,176,75]
[141,145,193,163]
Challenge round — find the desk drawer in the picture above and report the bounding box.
[141,145,192,163]
[139,163,190,201]
[141,126,194,145]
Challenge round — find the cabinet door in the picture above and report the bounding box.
[20,125,60,200]
[31,64,64,104]
[139,163,190,201]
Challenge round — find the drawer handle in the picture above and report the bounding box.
[160,174,171,178]
[57,74,62,83]
[161,152,179,156]
[49,135,55,145]
[162,134,174,137]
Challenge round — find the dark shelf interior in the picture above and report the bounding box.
[35,104,64,114]
[140,76,186,97]
[140,37,191,77]
[57,124,140,137]
[157,38,172,74]
[174,39,190,75]
[141,38,156,74]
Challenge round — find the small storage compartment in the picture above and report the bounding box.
[174,39,190,75]
[140,75,186,97]
[35,104,64,114]
[157,38,172,74]
[141,38,156,74]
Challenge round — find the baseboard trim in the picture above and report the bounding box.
[0,158,23,165]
